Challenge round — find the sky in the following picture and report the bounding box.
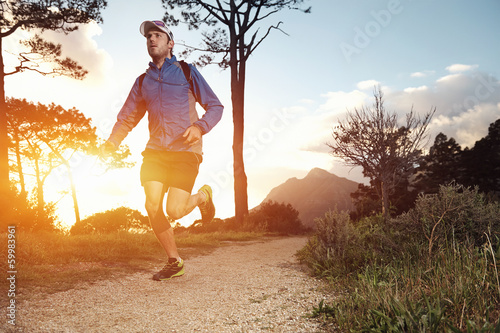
[4,0,500,228]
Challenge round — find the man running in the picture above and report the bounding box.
[102,20,223,281]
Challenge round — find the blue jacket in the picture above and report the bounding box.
[108,56,223,155]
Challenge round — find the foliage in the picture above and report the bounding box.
[299,183,500,331]
[309,300,336,321]
[2,0,107,79]
[297,210,361,277]
[327,88,434,220]
[414,133,463,195]
[246,200,305,234]
[459,118,500,196]
[6,98,133,226]
[350,183,381,220]
[185,201,306,234]
[393,183,500,254]
[414,120,500,200]
[0,0,108,231]
[70,207,150,235]
[347,116,499,222]
[161,0,311,68]
[0,186,59,232]
[297,210,399,279]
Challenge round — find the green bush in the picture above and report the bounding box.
[299,183,500,331]
[70,207,150,235]
[297,210,363,278]
[184,201,306,234]
[247,200,306,234]
[297,210,400,278]
[392,183,500,256]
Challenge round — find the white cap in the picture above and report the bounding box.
[139,20,174,40]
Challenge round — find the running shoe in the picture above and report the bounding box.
[198,184,215,223]
[153,258,184,281]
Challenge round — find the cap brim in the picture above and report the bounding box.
[139,21,174,41]
[140,21,157,36]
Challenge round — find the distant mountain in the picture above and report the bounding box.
[261,168,359,229]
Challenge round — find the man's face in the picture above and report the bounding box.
[146,28,173,60]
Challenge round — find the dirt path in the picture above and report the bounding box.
[5,237,333,332]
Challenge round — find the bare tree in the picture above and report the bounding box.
[0,0,107,220]
[161,0,311,223]
[327,88,435,220]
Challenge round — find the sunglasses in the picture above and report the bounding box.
[151,20,174,40]
[152,20,166,27]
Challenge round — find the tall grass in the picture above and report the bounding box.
[329,242,500,332]
[299,184,500,332]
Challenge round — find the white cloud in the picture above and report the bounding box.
[404,85,428,93]
[436,73,462,83]
[301,67,499,158]
[4,22,113,88]
[43,21,113,82]
[299,98,316,105]
[385,69,500,148]
[431,103,499,149]
[446,64,478,73]
[319,90,369,114]
[411,70,435,78]
[357,79,380,90]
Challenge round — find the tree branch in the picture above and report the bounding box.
[247,21,287,59]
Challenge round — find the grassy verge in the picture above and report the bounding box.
[298,184,500,332]
[307,243,500,332]
[0,230,264,298]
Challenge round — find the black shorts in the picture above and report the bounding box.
[140,149,202,193]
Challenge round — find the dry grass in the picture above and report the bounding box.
[0,230,264,299]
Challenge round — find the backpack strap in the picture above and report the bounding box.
[178,60,192,83]
[138,61,192,92]
[175,60,193,91]
[138,72,147,92]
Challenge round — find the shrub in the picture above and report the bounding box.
[297,210,400,279]
[247,201,305,234]
[70,207,150,235]
[299,183,500,331]
[392,183,500,256]
[297,210,363,277]
[1,188,59,232]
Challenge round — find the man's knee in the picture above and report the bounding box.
[145,199,160,216]
[166,206,185,221]
[145,202,171,232]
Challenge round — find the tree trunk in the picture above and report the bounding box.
[381,180,390,221]
[64,161,81,224]
[34,156,45,216]
[229,11,249,224]
[0,36,12,220]
[13,130,26,200]
[231,64,248,223]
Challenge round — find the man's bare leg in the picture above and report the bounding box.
[143,181,181,260]
[166,187,206,221]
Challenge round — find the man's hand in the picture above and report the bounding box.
[183,125,202,146]
[100,140,117,157]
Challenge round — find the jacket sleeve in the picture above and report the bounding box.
[107,76,147,147]
[190,65,224,134]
